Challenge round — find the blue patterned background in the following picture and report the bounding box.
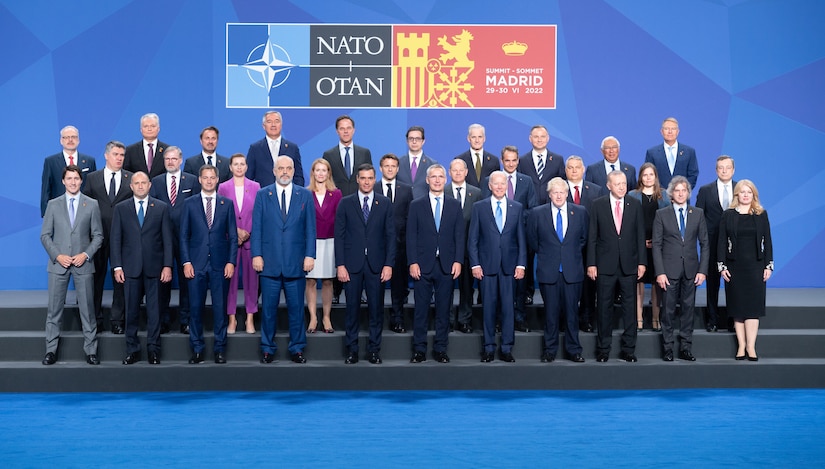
[2,0,823,288]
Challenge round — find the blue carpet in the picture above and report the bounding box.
[2,389,823,467]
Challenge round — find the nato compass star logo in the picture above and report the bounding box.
[242,36,295,90]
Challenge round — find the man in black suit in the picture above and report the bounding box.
[82,141,132,334]
[110,172,174,365]
[123,113,171,180]
[41,125,96,217]
[653,176,709,361]
[378,154,413,333]
[695,155,737,332]
[585,136,637,192]
[246,111,304,187]
[335,164,395,365]
[454,123,500,188]
[149,146,201,334]
[183,126,231,183]
[445,158,481,332]
[407,164,465,363]
[587,171,646,362]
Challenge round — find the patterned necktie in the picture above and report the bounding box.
[474,152,482,182]
[344,146,351,178]
[206,197,213,229]
[386,183,393,203]
[362,195,370,223]
[109,172,117,202]
[722,184,730,209]
[537,154,545,180]
[495,200,503,233]
[411,156,418,181]
[507,175,514,200]
[138,200,145,227]
[614,200,622,234]
[456,187,463,209]
[574,185,581,205]
[280,190,287,221]
[170,175,177,206]
[434,196,441,231]
[147,143,154,172]
[207,155,213,166]
[69,198,76,227]
[679,207,686,239]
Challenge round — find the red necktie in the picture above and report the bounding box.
[170,175,177,206]
[574,185,581,205]
[68,154,75,166]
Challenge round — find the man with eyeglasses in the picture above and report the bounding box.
[585,136,637,195]
[41,126,97,217]
[644,117,699,190]
[397,126,434,199]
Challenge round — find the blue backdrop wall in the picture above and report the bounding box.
[2,0,823,289]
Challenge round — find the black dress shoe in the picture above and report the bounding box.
[457,323,473,334]
[332,295,340,304]
[367,352,382,364]
[569,353,585,363]
[180,324,190,334]
[541,352,555,363]
[189,352,205,364]
[619,351,638,362]
[122,352,139,365]
[345,352,359,364]
[663,350,674,362]
[481,352,495,363]
[495,323,502,334]
[524,295,533,305]
[596,353,609,362]
[499,351,516,362]
[261,352,275,364]
[390,323,406,333]
[580,323,594,333]
[111,324,124,334]
[410,351,426,363]
[214,352,226,364]
[42,352,57,365]
[291,352,307,364]
[515,321,530,333]
[679,350,696,361]
[86,354,100,365]
[706,324,718,332]
[433,351,450,363]
[160,323,170,334]
[148,352,161,365]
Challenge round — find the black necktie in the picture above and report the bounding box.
[280,190,287,221]
[386,183,393,203]
[108,172,117,202]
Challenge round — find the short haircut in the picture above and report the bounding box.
[356,163,375,177]
[717,154,735,169]
[662,117,679,127]
[60,125,79,137]
[406,125,425,140]
[467,123,485,136]
[601,136,620,149]
[500,145,519,158]
[200,126,219,139]
[62,164,82,180]
[426,163,446,177]
[262,110,282,123]
[141,113,160,125]
[163,145,182,159]
[450,158,468,170]
[199,164,218,178]
[666,175,692,200]
[529,124,548,134]
[380,153,399,165]
[546,176,568,193]
[105,140,126,154]
[336,115,354,128]
[566,155,584,166]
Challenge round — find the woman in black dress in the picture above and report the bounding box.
[718,180,773,361]
[628,163,669,332]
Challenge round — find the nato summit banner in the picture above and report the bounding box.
[226,24,556,109]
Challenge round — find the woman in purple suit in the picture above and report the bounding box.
[218,154,260,334]
[305,158,342,333]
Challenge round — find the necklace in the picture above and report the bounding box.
[644,193,654,202]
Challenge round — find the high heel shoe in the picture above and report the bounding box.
[322,321,334,334]
[307,322,318,334]
[746,351,758,362]
[652,319,661,332]
[227,317,237,335]
[735,354,746,360]
[245,319,256,334]
[637,320,644,332]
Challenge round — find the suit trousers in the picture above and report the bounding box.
[159,242,189,326]
[46,270,98,355]
[344,268,384,353]
[92,240,124,326]
[480,273,515,354]
[260,275,306,355]
[227,247,259,315]
[540,280,583,356]
[661,274,696,353]
[704,248,724,327]
[595,272,637,355]
[412,267,453,353]
[388,245,409,324]
[454,258,474,326]
[188,268,229,354]
[124,275,162,354]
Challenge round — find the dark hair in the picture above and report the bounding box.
[356,163,375,177]
[62,164,82,180]
[199,164,218,178]
[335,115,354,129]
[200,126,220,139]
[379,153,399,164]
[406,126,425,140]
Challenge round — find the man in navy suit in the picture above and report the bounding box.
[323,115,373,197]
[41,125,96,217]
[150,146,201,334]
[585,136,636,193]
[454,123,500,188]
[110,172,174,365]
[587,171,646,362]
[379,154,414,333]
[397,126,434,199]
[695,155,737,332]
[183,126,231,183]
[252,156,316,364]
[246,111,304,187]
[180,165,238,364]
[528,177,588,363]
[123,113,171,180]
[644,117,699,190]
[468,171,526,362]
[518,124,565,206]
[407,164,465,363]
[335,163,395,365]
[565,155,602,333]
[445,158,481,332]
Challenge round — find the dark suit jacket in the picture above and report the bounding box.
[334,192,396,274]
[149,172,201,236]
[407,195,465,275]
[82,169,134,238]
[652,205,709,279]
[217,177,260,252]
[585,160,637,194]
[696,179,738,239]
[445,183,480,259]
[717,209,773,267]
[587,195,646,276]
[322,144,373,196]
[183,153,231,183]
[518,150,565,205]
[566,181,602,212]
[527,203,589,284]
[645,143,699,189]
[480,172,538,218]
[250,184,316,278]
[385,181,413,246]
[40,193,103,275]
[245,137,304,187]
[110,197,174,278]
[468,197,526,275]
[180,194,238,272]
[124,140,171,179]
[397,153,434,199]
[455,150,500,188]
[41,152,97,217]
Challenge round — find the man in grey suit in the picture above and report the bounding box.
[445,158,481,332]
[40,165,104,365]
[652,176,709,362]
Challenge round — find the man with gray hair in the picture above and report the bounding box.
[454,123,501,188]
[41,125,97,217]
[246,111,304,187]
[585,136,637,192]
[124,113,172,179]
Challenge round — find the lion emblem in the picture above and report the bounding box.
[438,29,474,68]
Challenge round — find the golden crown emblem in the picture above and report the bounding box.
[501,40,528,56]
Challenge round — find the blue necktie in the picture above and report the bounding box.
[556,208,564,272]
[495,200,503,233]
[280,190,287,221]
[434,196,441,232]
[344,146,351,178]
[69,198,76,228]
[679,207,686,239]
[137,200,144,227]
[362,195,370,222]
